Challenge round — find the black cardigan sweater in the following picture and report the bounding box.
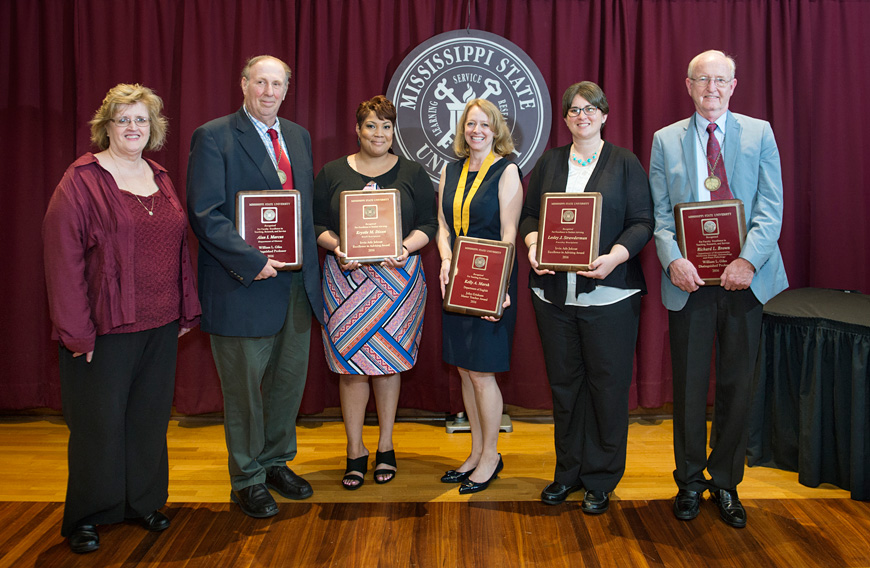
[518,141,653,307]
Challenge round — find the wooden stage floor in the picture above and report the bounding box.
[1,416,868,567]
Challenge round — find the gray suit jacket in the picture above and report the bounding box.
[649,111,788,310]
[187,108,323,336]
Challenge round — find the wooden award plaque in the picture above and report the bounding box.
[235,190,302,270]
[443,236,515,318]
[674,199,747,285]
[339,189,402,264]
[535,192,602,271]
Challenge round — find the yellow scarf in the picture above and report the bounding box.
[452,152,495,236]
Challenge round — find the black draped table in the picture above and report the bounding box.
[747,288,870,500]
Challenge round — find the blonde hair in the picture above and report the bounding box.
[452,98,515,158]
[89,83,168,151]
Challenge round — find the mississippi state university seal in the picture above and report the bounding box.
[387,30,551,183]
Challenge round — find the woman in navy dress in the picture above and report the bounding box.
[435,98,523,494]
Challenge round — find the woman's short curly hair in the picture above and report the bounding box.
[89,83,168,151]
[356,95,397,126]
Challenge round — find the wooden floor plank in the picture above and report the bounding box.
[0,417,854,503]
[1,416,868,567]
[1,500,869,567]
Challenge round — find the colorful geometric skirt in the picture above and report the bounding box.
[321,253,427,375]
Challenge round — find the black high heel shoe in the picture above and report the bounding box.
[342,454,369,490]
[374,450,397,484]
[458,454,503,494]
[441,468,475,483]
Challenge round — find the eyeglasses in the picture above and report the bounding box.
[567,106,598,117]
[111,117,150,127]
[690,76,733,88]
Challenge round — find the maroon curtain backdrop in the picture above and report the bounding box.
[3,0,869,415]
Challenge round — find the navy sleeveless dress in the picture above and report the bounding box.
[441,157,519,373]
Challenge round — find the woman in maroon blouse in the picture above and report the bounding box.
[42,84,200,554]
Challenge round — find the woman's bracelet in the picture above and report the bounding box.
[441,257,452,264]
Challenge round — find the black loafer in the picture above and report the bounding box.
[710,488,747,528]
[68,524,99,554]
[441,468,475,483]
[581,490,610,514]
[540,481,582,505]
[266,466,313,500]
[137,510,170,532]
[231,483,279,518]
[673,489,702,520]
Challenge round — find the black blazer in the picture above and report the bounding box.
[187,108,323,336]
[519,142,653,307]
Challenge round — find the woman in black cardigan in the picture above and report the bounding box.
[519,82,653,513]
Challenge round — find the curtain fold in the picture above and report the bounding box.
[3,0,869,414]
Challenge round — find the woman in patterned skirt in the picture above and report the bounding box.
[314,96,437,489]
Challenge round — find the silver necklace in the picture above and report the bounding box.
[111,155,155,216]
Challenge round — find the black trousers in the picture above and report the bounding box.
[532,293,641,492]
[59,321,178,536]
[668,287,762,492]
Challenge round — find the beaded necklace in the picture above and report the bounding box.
[570,141,603,167]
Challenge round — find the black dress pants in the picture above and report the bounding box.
[532,293,641,492]
[668,287,762,492]
[59,321,178,536]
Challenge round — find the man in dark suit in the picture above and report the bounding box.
[649,50,788,528]
[187,55,323,518]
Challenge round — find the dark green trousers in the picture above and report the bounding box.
[210,276,313,490]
